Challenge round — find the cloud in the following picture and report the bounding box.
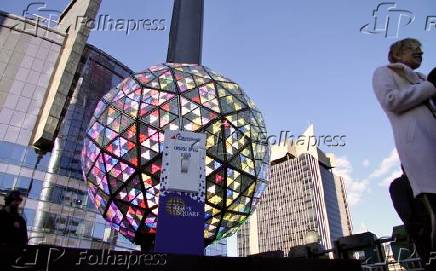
[369,149,400,178]
[362,159,370,167]
[331,149,401,207]
[378,169,403,188]
[333,156,369,207]
[346,180,370,206]
[354,223,369,234]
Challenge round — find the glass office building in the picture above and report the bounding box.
[238,126,352,256]
[0,7,140,249]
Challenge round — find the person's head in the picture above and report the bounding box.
[4,190,24,209]
[388,38,423,70]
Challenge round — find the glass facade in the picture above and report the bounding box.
[238,219,250,257]
[205,238,227,256]
[0,11,138,250]
[256,153,332,253]
[320,165,352,246]
[239,141,353,257]
[82,63,270,245]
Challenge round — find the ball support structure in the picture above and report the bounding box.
[81,63,270,246]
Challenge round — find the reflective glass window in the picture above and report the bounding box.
[92,222,105,239]
[28,179,42,200]
[86,197,96,210]
[67,216,81,235]
[23,148,39,168]
[15,176,31,194]
[47,186,63,204]
[79,220,93,238]
[41,212,56,233]
[0,173,15,192]
[37,152,51,171]
[2,142,25,164]
[23,208,36,228]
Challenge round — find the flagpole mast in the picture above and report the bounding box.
[166,0,204,65]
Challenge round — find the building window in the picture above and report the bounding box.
[15,176,31,194]
[23,208,36,229]
[28,179,42,200]
[0,172,14,192]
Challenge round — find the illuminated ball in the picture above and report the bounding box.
[81,63,270,244]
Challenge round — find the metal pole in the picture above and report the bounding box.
[166,0,204,64]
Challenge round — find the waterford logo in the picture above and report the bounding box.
[360,2,415,38]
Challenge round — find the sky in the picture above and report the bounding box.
[2,0,436,255]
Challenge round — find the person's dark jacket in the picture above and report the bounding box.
[389,174,431,266]
[0,208,28,247]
